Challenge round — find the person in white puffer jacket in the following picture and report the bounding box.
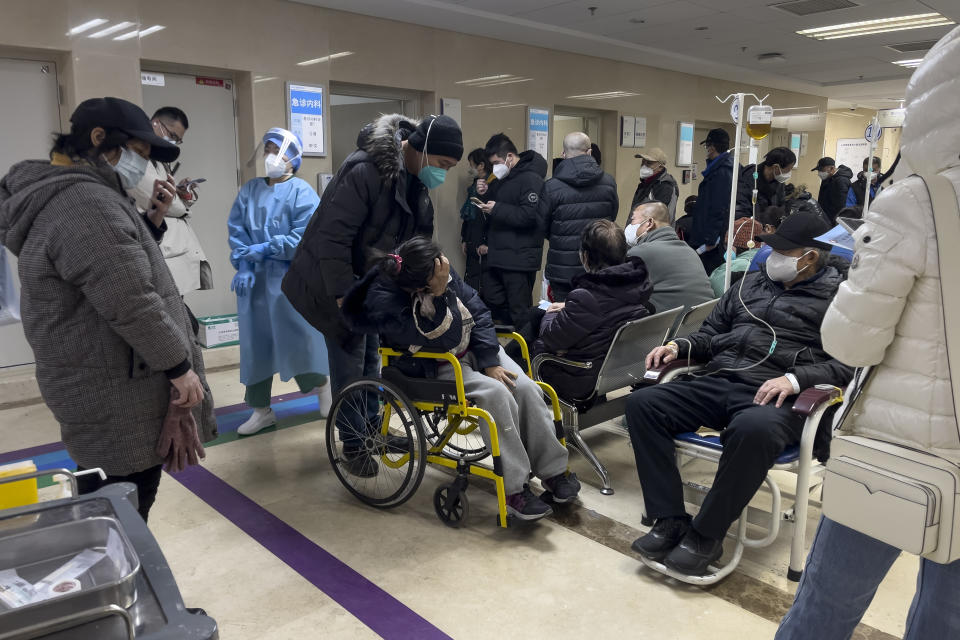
[777,26,960,640]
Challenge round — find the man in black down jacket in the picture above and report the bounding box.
[283,114,462,465]
[811,157,853,224]
[735,146,796,218]
[542,132,618,302]
[690,129,736,274]
[626,212,853,576]
[475,133,547,329]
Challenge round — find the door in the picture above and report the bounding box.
[141,71,241,319]
[0,57,61,368]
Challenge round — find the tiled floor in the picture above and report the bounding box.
[0,367,918,639]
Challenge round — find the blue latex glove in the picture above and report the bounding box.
[231,262,255,296]
[239,242,272,263]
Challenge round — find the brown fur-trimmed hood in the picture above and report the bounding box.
[355,113,419,183]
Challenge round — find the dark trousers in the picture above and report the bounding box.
[463,247,483,292]
[323,332,380,447]
[76,464,164,522]
[699,246,724,275]
[625,377,804,540]
[482,268,535,329]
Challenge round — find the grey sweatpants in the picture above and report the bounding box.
[437,347,569,494]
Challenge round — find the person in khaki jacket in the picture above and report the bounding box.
[777,26,960,640]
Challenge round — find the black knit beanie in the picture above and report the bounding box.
[407,115,463,161]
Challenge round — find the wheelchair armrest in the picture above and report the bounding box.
[641,360,708,385]
[531,353,592,381]
[792,384,843,417]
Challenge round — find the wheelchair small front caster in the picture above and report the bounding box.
[434,484,469,528]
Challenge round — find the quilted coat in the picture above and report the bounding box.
[821,26,960,463]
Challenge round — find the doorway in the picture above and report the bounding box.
[552,110,602,173]
[141,70,241,319]
[0,56,61,368]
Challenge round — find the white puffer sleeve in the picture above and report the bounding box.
[821,179,929,366]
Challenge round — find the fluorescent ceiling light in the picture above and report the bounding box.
[456,74,533,87]
[773,106,819,112]
[114,25,165,41]
[87,21,135,38]
[893,58,923,68]
[67,18,108,35]
[254,76,278,83]
[296,51,354,66]
[467,101,512,108]
[797,13,954,40]
[485,103,525,109]
[456,74,513,85]
[566,91,640,100]
[472,77,534,88]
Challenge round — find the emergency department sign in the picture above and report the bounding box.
[527,107,550,159]
[287,83,326,156]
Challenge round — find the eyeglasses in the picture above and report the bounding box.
[154,120,182,145]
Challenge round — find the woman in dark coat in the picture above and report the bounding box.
[534,219,654,402]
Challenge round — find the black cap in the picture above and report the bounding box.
[811,156,835,172]
[756,212,832,251]
[700,128,730,147]
[408,115,463,161]
[70,97,180,163]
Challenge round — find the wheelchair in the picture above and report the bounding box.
[324,331,566,528]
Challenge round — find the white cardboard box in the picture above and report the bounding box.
[197,314,239,348]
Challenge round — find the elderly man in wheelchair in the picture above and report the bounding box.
[627,212,853,577]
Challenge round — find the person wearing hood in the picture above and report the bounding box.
[626,201,714,312]
[736,146,796,218]
[226,127,330,436]
[284,113,462,476]
[541,132,618,302]
[811,157,853,224]
[689,128,737,274]
[631,147,679,222]
[533,219,652,401]
[475,133,547,330]
[777,25,960,640]
[0,97,215,520]
[628,212,853,576]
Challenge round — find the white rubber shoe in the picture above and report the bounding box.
[316,382,332,418]
[237,407,276,436]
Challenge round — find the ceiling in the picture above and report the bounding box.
[292,0,958,109]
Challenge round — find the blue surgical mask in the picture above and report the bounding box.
[419,165,446,190]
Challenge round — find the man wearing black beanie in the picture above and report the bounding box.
[284,113,462,477]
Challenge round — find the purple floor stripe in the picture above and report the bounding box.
[0,441,63,466]
[213,391,311,417]
[171,465,452,640]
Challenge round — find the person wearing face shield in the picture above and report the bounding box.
[626,211,853,576]
[0,97,216,519]
[735,146,796,219]
[284,114,462,477]
[226,127,330,436]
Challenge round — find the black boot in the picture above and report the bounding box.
[663,526,723,576]
[631,515,690,561]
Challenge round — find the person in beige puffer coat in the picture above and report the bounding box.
[777,26,960,640]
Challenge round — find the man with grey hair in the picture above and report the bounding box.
[626,201,714,312]
[541,132,618,302]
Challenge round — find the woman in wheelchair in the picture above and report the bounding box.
[341,236,580,521]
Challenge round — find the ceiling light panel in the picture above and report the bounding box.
[114,25,165,41]
[67,18,108,35]
[87,21,135,38]
[296,51,355,66]
[796,13,954,40]
[566,91,640,100]
[892,58,923,68]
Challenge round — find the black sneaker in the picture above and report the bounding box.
[505,486,553,521]
[631,515,691,561]
[341,447,379,478]
[542,471,581,504]
[663,527,723,576]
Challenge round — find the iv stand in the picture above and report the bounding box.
[715,92,769,292]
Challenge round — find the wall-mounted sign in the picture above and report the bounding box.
[527,107,549,159]
[287,83,325,156]
[864,121,883,143]
[196,76,225,88]
[140,72,165,87]
[789,132,801,159]
[677,121,695,167]
[836,138,871,175]
[634,116,647,148]
[621,115,635,148]
[877,107,906,128]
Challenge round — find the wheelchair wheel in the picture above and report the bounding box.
[423,411,488,462]
[433,484,469,528]
[326,378,427,508]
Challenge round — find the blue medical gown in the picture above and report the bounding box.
[227,177,328,385]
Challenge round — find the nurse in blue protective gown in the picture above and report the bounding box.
[227,127,331,435]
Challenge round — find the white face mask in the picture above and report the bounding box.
[624,223,642,247]
[774,168,792,184]
[110,146,148,190]
[639,166,656,179]
[766,250,813,282]
[264,153,288,179]
[817,171,830,181]
[492,162,510,180]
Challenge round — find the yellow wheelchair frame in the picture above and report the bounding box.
[326,332,565,528]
